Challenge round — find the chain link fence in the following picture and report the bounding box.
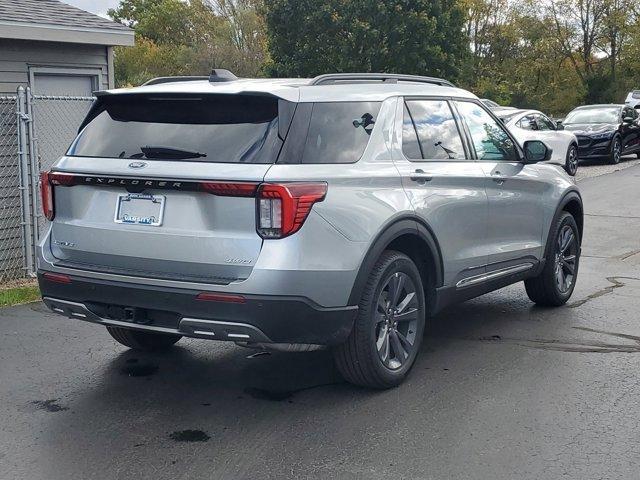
[0,87,94,283]
[0,95,26,282]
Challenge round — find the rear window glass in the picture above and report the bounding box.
[299,102,381,164]
[68,95,282,163]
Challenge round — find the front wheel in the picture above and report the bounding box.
[608,136,621,164]
[565,144,579,176]
[525,212,580,306]
[333,250,426,389]
[106,326,182,351]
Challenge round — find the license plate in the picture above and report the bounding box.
[114,193,165,226]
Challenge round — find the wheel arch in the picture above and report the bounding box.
[543,190,583,262]
[347,216,444,306]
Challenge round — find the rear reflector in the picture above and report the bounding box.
[199,182,258,197]
[43,272,72,284]
[195,292,246,303]
[257,183,327,239]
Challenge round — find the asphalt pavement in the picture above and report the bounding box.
[1,159,639,480]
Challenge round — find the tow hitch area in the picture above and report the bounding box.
[109,306,151,325]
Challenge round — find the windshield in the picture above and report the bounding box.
[564,107,620,125]
[68,94,282,163]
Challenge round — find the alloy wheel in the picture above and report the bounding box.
[567,146,578,175]
[374,272,419,370]
[555,225,578,294]
[613,139,621,163]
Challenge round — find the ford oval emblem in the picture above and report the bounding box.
[128,161,147,169]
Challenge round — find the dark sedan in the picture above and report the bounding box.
[561,104,640,164]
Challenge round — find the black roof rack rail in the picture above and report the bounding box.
[309,73,455,87]
[142,69,238,86]
[142,76,209,86]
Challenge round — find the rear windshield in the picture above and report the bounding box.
[68,94,282,163]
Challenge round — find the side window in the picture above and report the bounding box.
[517,116,531,130]
[402,104,423,159]
[301,102,381,164]
[536,114,555,131]
[455,101,518,161]
[623,107,636,120]
[402,100,466,160]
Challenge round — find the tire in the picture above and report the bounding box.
[333,250,426,389]
[608,135,621,164]
[106,326,182,351]
[525,212,580,306]
[564,144,578,176]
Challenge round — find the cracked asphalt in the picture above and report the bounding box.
[1,160,639,480]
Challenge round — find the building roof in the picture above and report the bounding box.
[0,0,134,46]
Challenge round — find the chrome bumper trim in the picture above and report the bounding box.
[456,263,534,289]
[42,296,272,343]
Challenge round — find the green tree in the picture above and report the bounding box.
[263,0,467,80]
[109,0,267,86]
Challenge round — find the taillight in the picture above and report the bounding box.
[199,182,258,197]
[39,171,76,221]
[256,183,327,238]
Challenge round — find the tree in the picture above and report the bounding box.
[108,0,267,86]
[263,0,468,81]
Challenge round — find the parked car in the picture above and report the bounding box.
[495,108,579,176]
[624,90,640,109]
[481,98,517,111]
[562,104,640,164]
[37,71,583,389]
[481,98,501,109]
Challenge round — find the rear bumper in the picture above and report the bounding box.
[38,271,357,346]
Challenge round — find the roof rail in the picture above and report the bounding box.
[309,73,455,87]
[142,76,209,86]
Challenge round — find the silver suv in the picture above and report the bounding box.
[38,71,583,389]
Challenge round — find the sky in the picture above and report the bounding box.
[61,0,121,18]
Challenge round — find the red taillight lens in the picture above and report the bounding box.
[256,183,327,238]
[195,292,246,303]
[40,171,76,221]
[199,182,258,197]
[43,272,72,284]
[39,171,54,221]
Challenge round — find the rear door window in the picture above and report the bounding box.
[455,101,518,161]
[402,100,466,160]
[68,94,283,163]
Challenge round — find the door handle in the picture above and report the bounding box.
[410,169,433,182]
[491,170,505,185]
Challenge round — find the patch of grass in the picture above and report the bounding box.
[0,284,40,307]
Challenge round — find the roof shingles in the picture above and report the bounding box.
[0,0,130,31]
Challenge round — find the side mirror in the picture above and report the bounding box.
[556,120,564,130]
[523,140,552,163]
[623,116,634,124]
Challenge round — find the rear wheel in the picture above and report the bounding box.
[525,212,580,306]
[334,251,426,389]
[565,144,578,176]
[608,135,621,164]
[106,326,182,351]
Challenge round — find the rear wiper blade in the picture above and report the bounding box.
[137,145,207,160]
